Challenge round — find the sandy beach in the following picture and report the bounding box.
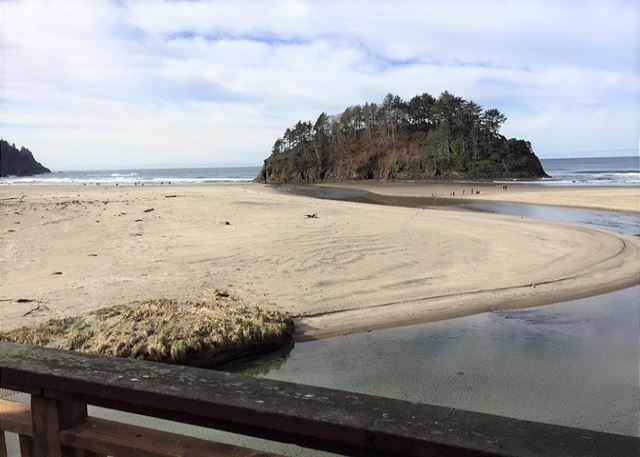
[1,184,639,339]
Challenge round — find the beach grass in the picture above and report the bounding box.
[0,291,294,365]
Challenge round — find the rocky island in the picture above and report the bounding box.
[1,139,51,177]
[257,92,548,183]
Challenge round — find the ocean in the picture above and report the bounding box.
[0,156,637,186]
[0,166,262,185]
[539,155,639,185]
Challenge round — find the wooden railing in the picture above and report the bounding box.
[0,342,638,456]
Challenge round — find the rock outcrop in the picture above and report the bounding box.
[1,139,51,177]
[257,92,548,183]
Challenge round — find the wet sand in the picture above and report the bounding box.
[1,184,639,338]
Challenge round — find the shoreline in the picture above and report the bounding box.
[295,271,639,341]
[1,184,639,343]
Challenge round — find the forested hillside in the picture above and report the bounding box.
[257,92,548,183]
[0,139,51,177]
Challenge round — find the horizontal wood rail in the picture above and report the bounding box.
[0,399,275,457]
[0,342,638,456]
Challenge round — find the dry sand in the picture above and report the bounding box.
[1,184,639,339]
[319,182,640,213]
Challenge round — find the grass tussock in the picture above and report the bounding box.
[0,292,294,364]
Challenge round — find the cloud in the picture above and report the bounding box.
[1,0,638,169]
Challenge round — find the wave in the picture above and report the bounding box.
[109,172,138,177]
[85,172,139,178]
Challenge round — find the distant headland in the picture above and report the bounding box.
[0,139,51,177]
[257,92,548,183]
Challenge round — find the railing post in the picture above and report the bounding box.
[31,394,87,457]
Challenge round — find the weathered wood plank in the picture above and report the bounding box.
[0,400,36,457]
[0,399,273,457]
[60,416,281,457]
[0,400,32,436]
[1,342,638,457]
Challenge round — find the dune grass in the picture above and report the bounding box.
[0,291,294,365]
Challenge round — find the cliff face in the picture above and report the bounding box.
[257,92,548,183]
[0,139,51,177]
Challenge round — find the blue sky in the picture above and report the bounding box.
[1,0,639,170]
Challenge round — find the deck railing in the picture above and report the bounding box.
[0,342,638,456]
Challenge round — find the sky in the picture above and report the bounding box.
[1,0,639,170]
